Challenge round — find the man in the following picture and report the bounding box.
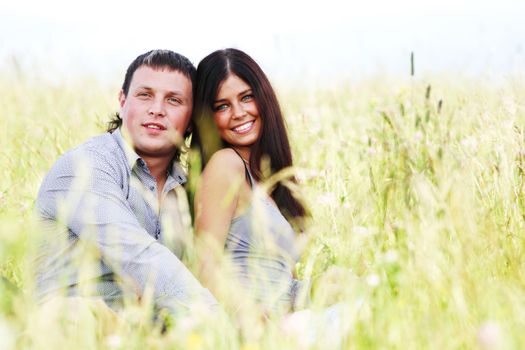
[34,50,217,317]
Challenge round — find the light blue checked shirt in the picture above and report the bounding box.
[35,128,217,315]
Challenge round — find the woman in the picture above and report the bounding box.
[192,48,310,317]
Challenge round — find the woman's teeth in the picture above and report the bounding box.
[233,121,253,132]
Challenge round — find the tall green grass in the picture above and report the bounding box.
[1,66,524,349]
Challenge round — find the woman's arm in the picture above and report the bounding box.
[194,148,246,242]
[193,148,248,305]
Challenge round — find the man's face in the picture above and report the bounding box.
[119,65,193,159]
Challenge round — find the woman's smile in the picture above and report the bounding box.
[231,120,255,134]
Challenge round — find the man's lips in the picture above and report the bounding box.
[142,122,166,131]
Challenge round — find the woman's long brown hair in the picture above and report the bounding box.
[192,48,308,222]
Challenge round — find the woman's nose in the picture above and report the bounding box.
[231,102,246,119]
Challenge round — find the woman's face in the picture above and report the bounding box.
[212,74,262,151]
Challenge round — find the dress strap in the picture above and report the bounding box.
[230,148,254,188]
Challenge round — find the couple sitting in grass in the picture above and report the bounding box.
[35,49,338,329]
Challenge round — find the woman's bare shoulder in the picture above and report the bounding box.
[203,148,246,177]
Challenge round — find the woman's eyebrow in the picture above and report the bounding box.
[238,89,252,96]
[213,98,227,104]
[214,89,253,103]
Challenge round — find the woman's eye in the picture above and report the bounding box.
[168,97,181,104]
[214,104,228,111]
[241,94,253,102]
[137,92,150,98]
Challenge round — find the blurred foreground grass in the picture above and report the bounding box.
[1,68,525,349]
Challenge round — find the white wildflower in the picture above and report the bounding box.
[477,320,502,349]
[105,334,122,348]
[280,310,316,348]
[383,250,398,264]
[460,137,478,152]
[366,274,380,287]
[414,131,424,142]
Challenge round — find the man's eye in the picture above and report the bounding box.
[168,97,181,104]
[137,92,150,98]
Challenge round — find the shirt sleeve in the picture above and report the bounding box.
[35,149,218,315]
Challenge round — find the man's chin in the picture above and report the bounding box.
[135,146,178,160]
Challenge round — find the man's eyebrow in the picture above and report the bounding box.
[165,90,187,97]
[135,86,187,97]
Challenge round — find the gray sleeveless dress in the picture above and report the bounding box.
[224,152,306,314]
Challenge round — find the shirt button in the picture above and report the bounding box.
[149,186,155,191]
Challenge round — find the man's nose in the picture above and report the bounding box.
[148,97,166,116]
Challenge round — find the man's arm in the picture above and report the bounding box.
[36,149,217,315]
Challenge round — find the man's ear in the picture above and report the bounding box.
[118,90,126,108]
[183,121,194,138]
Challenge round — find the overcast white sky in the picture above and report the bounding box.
[1,0,524,82]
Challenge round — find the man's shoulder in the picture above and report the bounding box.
[46,132,127,178]
[36,132,129,214]
[61,132,122,162]
[79,132,121,157]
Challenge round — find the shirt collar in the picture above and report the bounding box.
[111,127,187,185]
[112,127,141,170]
[170,161,187,185]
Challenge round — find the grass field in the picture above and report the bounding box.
[1,66,524,349]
